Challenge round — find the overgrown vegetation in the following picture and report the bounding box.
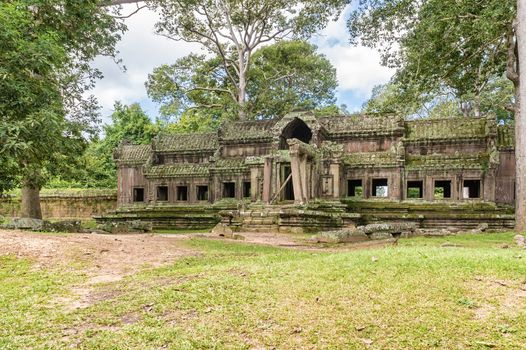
[1,233,525,349]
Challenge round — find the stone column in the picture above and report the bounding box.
[250,167,259,201]
[290,151,304,204]
[329,161,341,199]
[262,157,272,203]
[300,155,309,202]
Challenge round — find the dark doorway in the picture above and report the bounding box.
[407,181,423,199]
[243,181,251,198]
[372,178,388,197]
[279,118,313,149]
[157,186,168,201]
[197,185,209,201]
[133,188,144,202]
[434,180,452,199]
[223,182,236,198]
[463,180,481,199]
[283,165,294,200]
[176,186,188,201]
[347,180,363,197]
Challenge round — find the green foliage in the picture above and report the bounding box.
[151,0,346,119]
[54,103,159,188]
[364,76,515,122]
[350,0,516,120]
[0,1,125,192]
[147,40,339,127]
[247,40,338,118]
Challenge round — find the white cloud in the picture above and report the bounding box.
[91,5,201,121]
[312,6,395,103]
[319,45,394,95]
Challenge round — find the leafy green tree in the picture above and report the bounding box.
[0,1,125,218]
[147,40,339,126]
[150,0,346,120]
[364,76,515,122]
[55,103,159,188]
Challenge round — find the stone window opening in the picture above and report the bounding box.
[463,180,481,199]
[156,154,165,165]
[176,186,188,201]
[197,185,209,201]
[133,187,144,202]
[157,186,169,201]
[372,178,388,197]
[434,180,452,199]
[347,179,363,197]
[243,181,251,198]
[223,182,236,198]
[407,181,423,199]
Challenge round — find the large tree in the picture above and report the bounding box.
[146,40,339,124]
[517,0,526,232]
[149,0,346,120]
[348,0,526,231]
[0,1,125,218]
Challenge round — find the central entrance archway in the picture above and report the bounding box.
[279,118,312,149]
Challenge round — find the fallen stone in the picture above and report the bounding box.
[514,235,526,248]
[358,222,417,240]
[42,220,82,233]
[315,228,368,243]
[97,220,152,234]
[211,223,233,236]
[11,217,45,230]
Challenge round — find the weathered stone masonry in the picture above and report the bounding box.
[104,112,516,231]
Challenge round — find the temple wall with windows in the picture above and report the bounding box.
[113,112,515,207]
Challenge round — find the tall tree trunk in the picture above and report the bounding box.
[20,180,42,219]
[516,1,526,232]
[238,52,247,120]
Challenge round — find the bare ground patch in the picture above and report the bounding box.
[469,276,526,321]
[0,229,197,310]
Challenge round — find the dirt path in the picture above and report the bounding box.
[0,229,194,275]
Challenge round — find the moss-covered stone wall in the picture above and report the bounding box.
[0,189,117,220]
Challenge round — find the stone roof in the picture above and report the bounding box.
[497,125,514,150]
[211,158,248,174]
[319,114,404,137]
[219,119,277,143]
[154,133,218,153]
[116,144,151,165]
[405,153,489,170]
[145,164,210,178]
[343,151,399,168]
[404,117,487,141]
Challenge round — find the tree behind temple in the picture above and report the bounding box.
[146,40,339,124]
[150,0,347,120]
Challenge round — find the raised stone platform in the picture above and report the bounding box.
[94,199,515,233]
[342,199,515,230]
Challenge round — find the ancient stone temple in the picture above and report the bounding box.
[102,112,516,231]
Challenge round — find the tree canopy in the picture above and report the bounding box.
[146,40,339,125]
[150,0,347,119]
[349,0,516,117]
[0,0,125,216]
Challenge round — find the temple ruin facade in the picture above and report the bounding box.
[114,112,515,206]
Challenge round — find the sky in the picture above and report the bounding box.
[91,3,394,123]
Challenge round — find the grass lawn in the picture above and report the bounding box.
[1,232,525,349]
